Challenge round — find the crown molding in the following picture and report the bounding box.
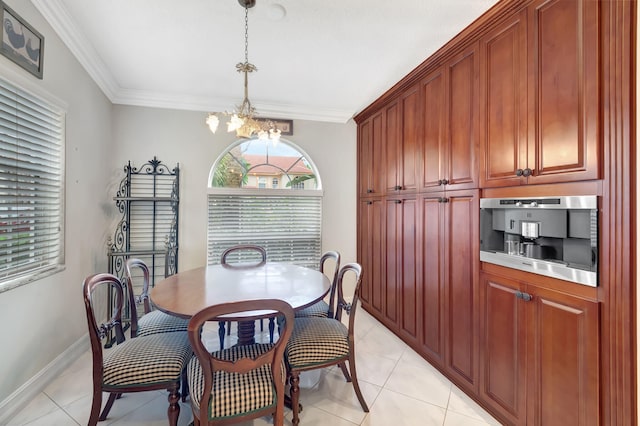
[112,89,353,123]
[31,0,119,100]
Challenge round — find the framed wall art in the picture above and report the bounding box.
[0,1,44,79]
[259,118,293,136]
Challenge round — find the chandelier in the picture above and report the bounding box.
[206,0,281,142]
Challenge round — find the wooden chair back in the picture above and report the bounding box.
[221,244,267,267]
[319,250,341,317]
[125,258,152,338]
[187,299,294,425]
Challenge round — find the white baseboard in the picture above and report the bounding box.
[0,335,89,424]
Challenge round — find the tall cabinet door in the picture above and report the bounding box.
[396,197,419,347]
[526,0,599,184]
[479,11,528,188]
[358,111,386,196]
[444,45,479,191]
[384,100,401,194]
[400,85,420,193]
[419,193,446,366]
[443,189,479,390]
[527,286,600,426]
[357,199,385,318]
[480,272,527,425]
[421,67,446,192]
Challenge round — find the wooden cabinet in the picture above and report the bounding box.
[387,196,419,345]
[358,196,417,334]
[357,198,385,321]
[355,0,633,423]
[480,0,600,188]
[419,189,479,390]
[386,87,420,194]
[480,271,600,425]
[422,44,479,193]
[357,110,385,196]
[479,11,528,188]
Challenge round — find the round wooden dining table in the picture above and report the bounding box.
[150,262,331,345]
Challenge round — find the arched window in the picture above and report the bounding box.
[207,138,323,268]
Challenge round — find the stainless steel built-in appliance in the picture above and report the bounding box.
[480,195,598,287]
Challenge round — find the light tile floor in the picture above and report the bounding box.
[8,310,502,425]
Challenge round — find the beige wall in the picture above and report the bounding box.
[0,0,113,404]
[110,106,357,272]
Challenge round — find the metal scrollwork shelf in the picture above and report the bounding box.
[105,157,179,344]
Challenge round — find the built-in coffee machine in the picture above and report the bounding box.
[480,195,598,287]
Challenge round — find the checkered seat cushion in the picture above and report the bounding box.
[295,300,330,318]
[187,343,285,421]
[285,317,349,369]
[137,310,189,337]
[102,331,192,388]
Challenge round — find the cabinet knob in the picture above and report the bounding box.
[437,179,443,185]
[394,199,402,204]
[394,185,403,191]
[367,189,374,193]
[439,197,449,203]
[515,291,533,302]
[441,179,449,185]
[523,168,533,177]
[516,169,524,177]
[367,201,373,205]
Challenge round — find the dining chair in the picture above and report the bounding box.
[83,273,192,426]
[186,299,294,426]
[218,244,273,348]
[285,263,369,425]
[125,258,189,338]
[294,250,341,318]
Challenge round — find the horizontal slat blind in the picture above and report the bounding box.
[208,192,322,268]
[0,78,64,282]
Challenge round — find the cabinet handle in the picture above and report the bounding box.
[441,179,449,185]
[515,291,533,302]
[394,199,402,204]
[439,197,449,203]
[523,168,533,177]
[516,169,524,177]
[394,185,403,191]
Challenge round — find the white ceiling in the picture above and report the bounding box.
[31,0,499,123]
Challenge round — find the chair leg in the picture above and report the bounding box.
[181,367,189,402]
[348,353,369,413]
[167,382,181,426]
[218,321,226,350]
[268,318,275,344]
[88,386,103,426]
[338,361,352,382]
[99,392,118,421]
[289,371,301,425]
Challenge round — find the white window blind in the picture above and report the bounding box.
[208,190,322,269]
[0,78,64,285]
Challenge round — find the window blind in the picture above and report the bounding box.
[0,78,64,283]
[207,191,322,269]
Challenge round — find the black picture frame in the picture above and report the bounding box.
[260,118,293,136]
[0,1,44,79]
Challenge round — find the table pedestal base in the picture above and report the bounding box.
[236,320,256,346]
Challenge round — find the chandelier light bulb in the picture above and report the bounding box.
[206,113,219,133]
